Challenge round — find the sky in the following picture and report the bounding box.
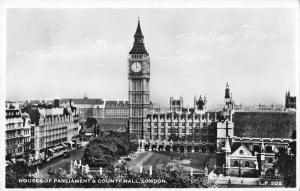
[6,9,297,107]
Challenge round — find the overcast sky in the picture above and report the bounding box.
[7,9,297,107]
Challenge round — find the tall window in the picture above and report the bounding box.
[245,161,250,167]
[233,160,239,167]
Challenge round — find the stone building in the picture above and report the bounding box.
[63,97,104,119]
[126,20,296,176]
[5,106,31,163]
[25,102,80,164]
[104,101,129,119]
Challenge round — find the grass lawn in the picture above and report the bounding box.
[126,151,216,172]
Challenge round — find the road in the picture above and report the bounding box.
[35,145,87,178]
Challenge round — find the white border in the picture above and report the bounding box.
[0,0,299,191]
[0,0,299,8]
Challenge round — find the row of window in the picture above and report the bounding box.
[6,122,24,129]
[46,142,66,148]
[6,132,25,139]
[39,125,68,132]
[233,160,251,167]
[45,133,67,140]
[6,138,30,147]
[144,136,214,142]
[40,117,71,124]
[6,111,20,116]
[148,129,212,134]
[147,122,209,126]
[131,54,147,59]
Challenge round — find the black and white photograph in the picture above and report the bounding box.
[1,0,299,189]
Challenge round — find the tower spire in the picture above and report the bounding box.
[134,18,144,38]
[129,18,148,55]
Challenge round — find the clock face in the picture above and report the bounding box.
[131,62,142,72]
[142,62,150,74]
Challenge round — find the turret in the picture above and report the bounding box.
[225,82,230,103]
[194,94,206,112]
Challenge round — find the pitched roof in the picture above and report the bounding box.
[129,20,148,55]
[231,144,253,157]
[134,19,144,38]
[224,137,231,153]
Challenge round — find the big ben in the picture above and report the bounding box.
[128,19,150,140]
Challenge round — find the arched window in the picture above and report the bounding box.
[234,160,239,167]
[245,161,250,167]
[239,150,244,155]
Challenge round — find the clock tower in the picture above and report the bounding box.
[128,19,150,140]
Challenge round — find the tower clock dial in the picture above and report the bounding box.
[131,62,142,72]
[142,61,150,73]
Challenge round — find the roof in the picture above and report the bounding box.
[224,137,231,153]
[61,98,104,105]
[233,112,296,138]
[105,101,128,108]
[230,144,253,157]
[129,20,148,55]
[134,19,144,38]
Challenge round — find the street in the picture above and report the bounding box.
[35,145,87,178]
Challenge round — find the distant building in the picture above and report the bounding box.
[92,104,105,119]
[104,101,129,119]
[5,107,31,163]
[61,97,104,119]
[285,91,296,110]
[61,98,129,120]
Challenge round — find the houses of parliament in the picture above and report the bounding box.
[127,19,296,177]
[127,19,234,153]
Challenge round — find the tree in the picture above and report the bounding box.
[82,132,137,167]
[6,162,35,188]
[274,141,296,187]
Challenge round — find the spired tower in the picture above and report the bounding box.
[128,19,150,140]
[216,83,234,153]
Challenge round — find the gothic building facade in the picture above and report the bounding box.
[127,20,294,164]
[127,20,236,152]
